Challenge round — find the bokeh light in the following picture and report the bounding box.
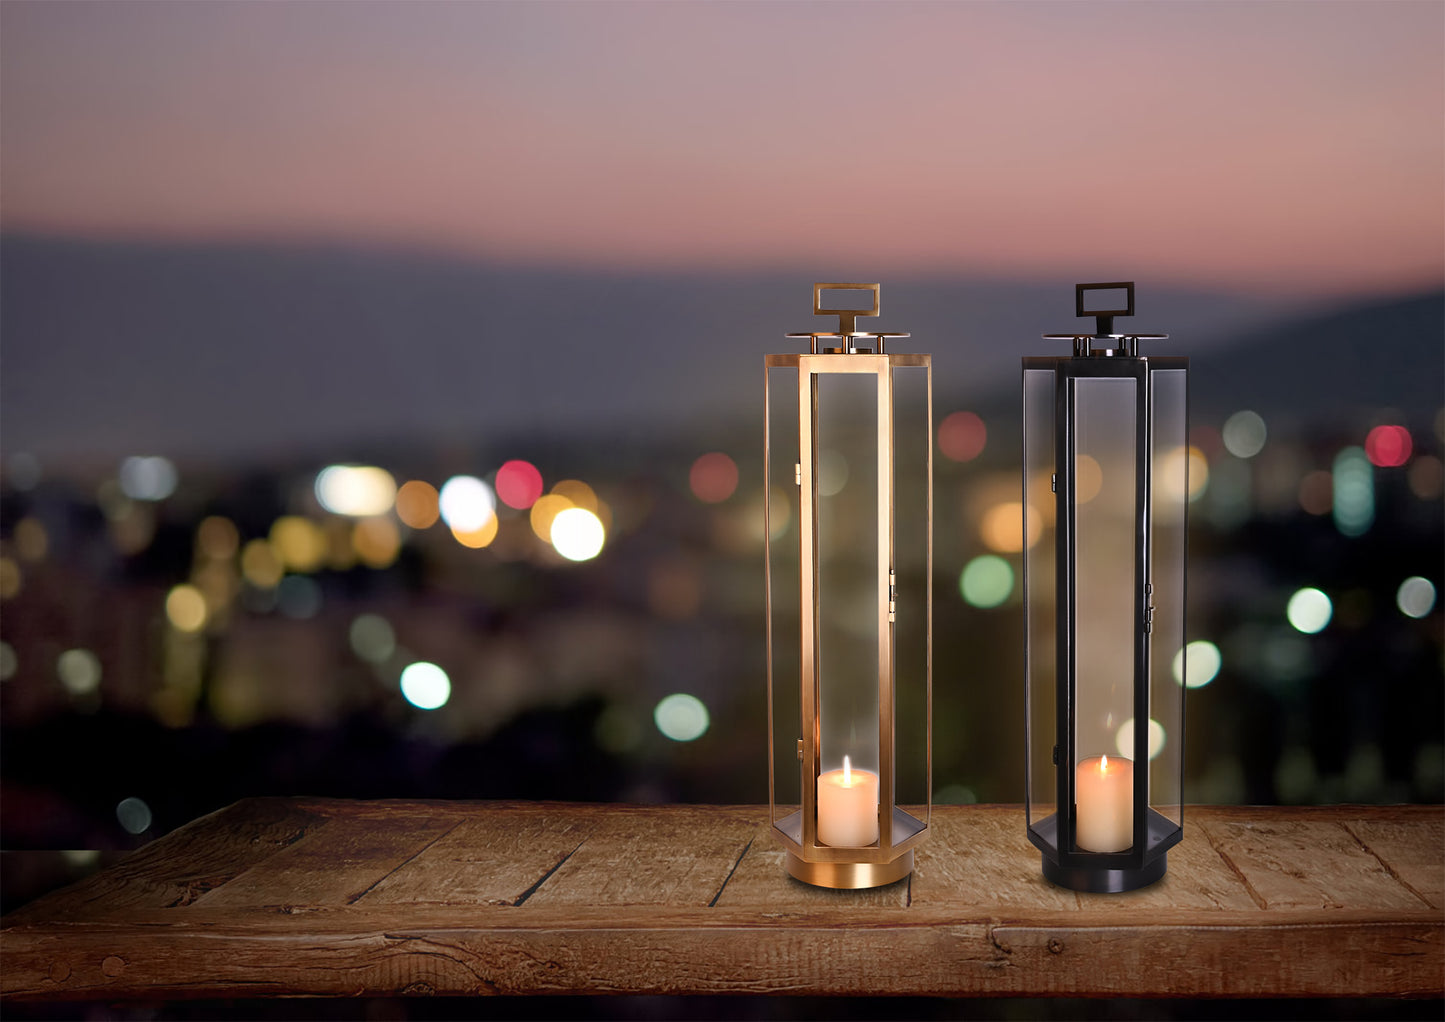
[1396,577,1437,619]
[551,479,599,512]
[349,614,396,663]
[0,641,16,681]
[1364,425,1412,468]
[395,480,441,529]
[240,539,284,588]
[438,475,496,532]
[1287,587,1333,634]
[1172,640,1222,688]
[352,517,402,568]
[197,516,240,560]
[1332,446,1374,537]
[119,456,178,501]
[56,648,102,695]
[980,502,1042,553]
[689,452,739,504]
[530,493,573,542]
[276,575,323,619]
[1159,446,1209,502]
[400,661,451,710]
[654,693,710,742]
[270,516,327,573]
[165,584,208,633]
[1408,455,1443,500]
[13,518,48,562]
[938,411,987,463]
[1222,411,1267,459]
[1115,717,1167,761]
[0,557,20,599]
[551,507,605,561]
[116,797,153,835]
[817,450,849,498]
[451,515,499,549]
[314,465,397,517]
[1074,454,1103,504]
[496,460,545,510]
[959,555,1013,608]
[1298,470,1333,516]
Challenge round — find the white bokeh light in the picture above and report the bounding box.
[551,507,605,561]
[400,661,451,710]
[654,693,710,742]
[438,476,496,533]
[315,465,397,516]
[1172,640,1222,688]
[1286,587,1333,634]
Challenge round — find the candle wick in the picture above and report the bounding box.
[1101,754,1108,772]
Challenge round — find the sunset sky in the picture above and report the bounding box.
[3,0,1442,297]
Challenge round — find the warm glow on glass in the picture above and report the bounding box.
[1115,717,1166,760]
[980,501,1042,552]
[689,452,739,503]
[495,460,545,510]
[270,516,327,572]
[165,584,208,633]
[938,410,987,462]
[395,480,440,529]
[1160,445,1209,502]
[816,449,849,497]
[1074,454,1103,504]
[353,517,401,568]
[551,507,605,561]
[315,465,397,517]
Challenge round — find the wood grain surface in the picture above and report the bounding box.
[2,800,1440,1001]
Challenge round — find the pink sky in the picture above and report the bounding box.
[2,1,1441,296]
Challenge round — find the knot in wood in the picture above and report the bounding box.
[101,955,126,977]
[48,961,72,983]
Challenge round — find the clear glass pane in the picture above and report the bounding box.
[1149,369,1187,827]
[767,366,801,833]
[892,365,930,829]
[1072,376,1137,853]
[815,370,880,847]
[1023,368,1056,833]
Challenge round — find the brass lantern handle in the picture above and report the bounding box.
[814,283,881,337]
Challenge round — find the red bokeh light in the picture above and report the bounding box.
[689,452,738,504]
[1365,425,1412,468]
[938,411,987,463]
[495,460,544,509]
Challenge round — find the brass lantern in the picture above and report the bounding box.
[1023,282,1188,892]
[765,283,931,889]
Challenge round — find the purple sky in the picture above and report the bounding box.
[3,1,1442,297]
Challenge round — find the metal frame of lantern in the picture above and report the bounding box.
[1022,282,1188,893]
[765,283,932,890]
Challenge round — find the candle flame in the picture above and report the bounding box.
[843,755,851,786]
[1100,754,1108,772]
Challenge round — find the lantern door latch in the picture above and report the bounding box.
[795,463,802,486]
[797,738,804,762]
[1144,581,1155,633]
[888,569,897,621]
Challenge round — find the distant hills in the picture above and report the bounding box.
[1,234,1438,469]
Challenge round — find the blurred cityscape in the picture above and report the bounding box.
[2,243,1440,866]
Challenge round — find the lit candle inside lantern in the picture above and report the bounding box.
[817,755,879,847]
[1075,754,1133,852]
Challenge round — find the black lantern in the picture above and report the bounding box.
[1023,282,1188,892]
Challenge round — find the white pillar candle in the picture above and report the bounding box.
[817,755,879,847]
[1075,754,1134,853]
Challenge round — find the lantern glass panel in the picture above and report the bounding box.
[767,365,801,833]
[1071,377,1137,825]
[1023,368,1057,832]
[1149,368,1188,826]
[892,365,931,822]
[815,373,880,806]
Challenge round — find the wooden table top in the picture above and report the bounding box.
[2,800,1441,1001]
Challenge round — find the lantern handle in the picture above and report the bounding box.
[813,283,880,337]
[1042,282,1167,355]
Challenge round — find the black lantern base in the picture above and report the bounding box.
[1041,852,1167,893]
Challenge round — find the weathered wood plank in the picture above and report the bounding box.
[910,806,1075,911]
[1345,815,1445,909]
[1199,817,1428,912]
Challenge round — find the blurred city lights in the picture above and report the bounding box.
[1115,717,1166,761]
[165,584,208,633]
[1332,446,1374,537]
[270,516,327,572]
[13,518,48,562]
[439,475,496,532]
[119,456,178,501]
[400,661,451,710]
[1074,454,1103,504]
[353,517,402,567]
[817,450,849,498]
[394,480,441,529]
[1298,470,1333,516]
[959,555,1013,608]
[1159,446,1209,502]
[1408,455,1444,500]
[654,693,710,742]
[938,411,987,463]
[276,575,323,619]
[1172,640,1222,688]
[0,557,21,599]
[56,648,102,695]
[314,465,397,517]
[1222,411,1267,459]
[1287,587,1333,634]
[496,460,545,510]
[551,507,605,561]
[451,516,499,549]
[552,479,600,513]
[530,493,573,542]
[689,452,739,504]
[349,614,396,663]
[240,538,284,589]
[1364,425,1412,468]
[1396,577,1437,619]
[197,516,240,560]
[115,797,153,835]
[980,502,1042,553]
[0,641,15,681]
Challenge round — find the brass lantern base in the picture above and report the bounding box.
[786,850,914,890]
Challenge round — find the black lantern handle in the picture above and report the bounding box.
[1075,282,1134,338]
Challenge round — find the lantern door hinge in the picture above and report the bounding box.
[1052,744,1060,765]
[795,463,802,486]
[887,569,897,621]
[797,738,804,761]
[1051,473,1057,493]
[1144,582,1155,633]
